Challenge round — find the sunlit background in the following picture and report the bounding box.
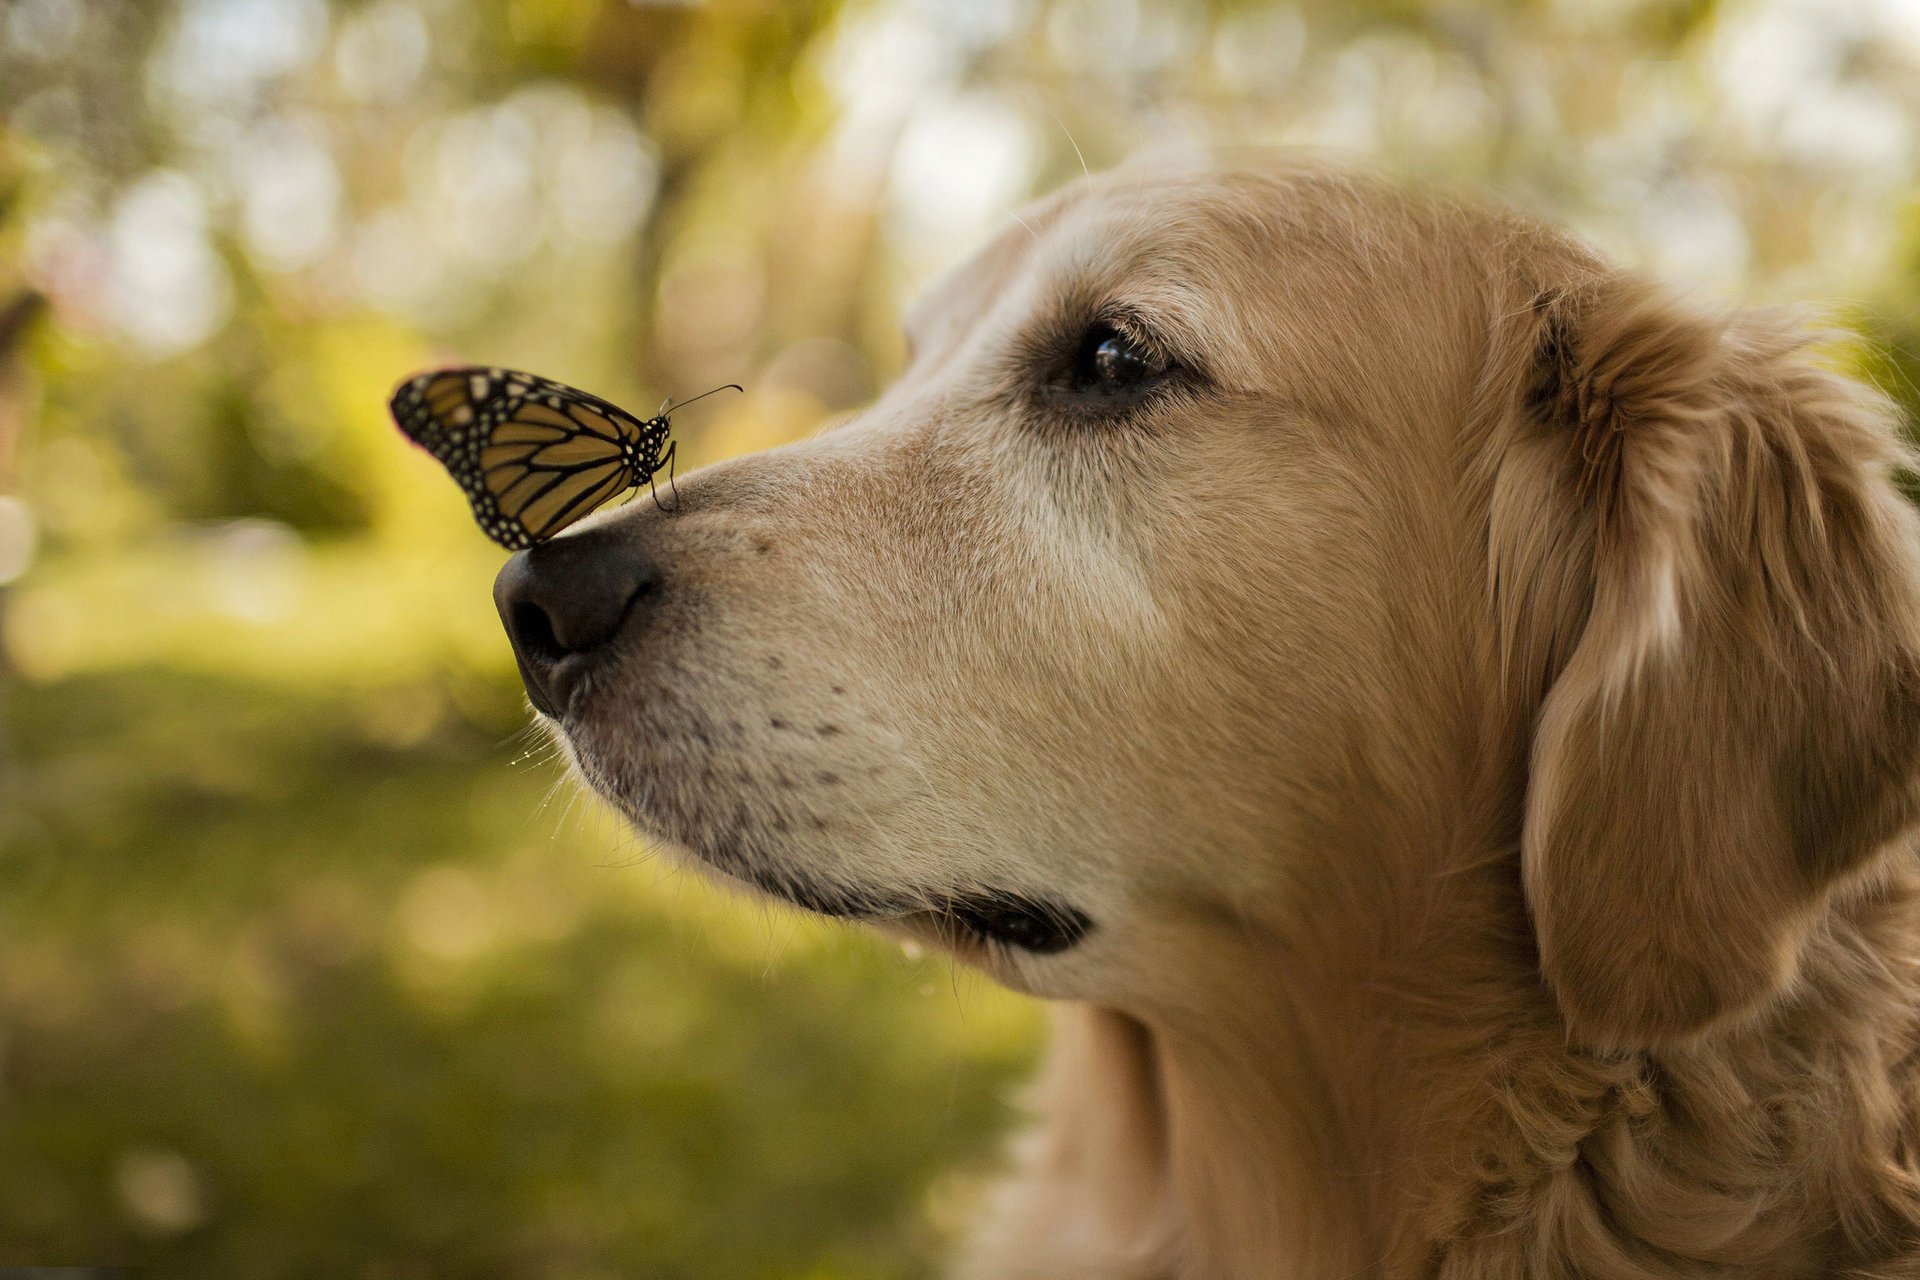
[3,0,1920,1274]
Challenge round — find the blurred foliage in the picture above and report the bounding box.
[1,0,1919,1274]
[0,666,1036,1277]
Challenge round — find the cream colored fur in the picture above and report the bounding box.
[547,159,1920,1277]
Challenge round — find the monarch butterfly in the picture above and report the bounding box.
[388,366,740,550]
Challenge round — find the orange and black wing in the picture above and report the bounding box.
[389,367,669,550]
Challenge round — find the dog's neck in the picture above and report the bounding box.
[960,845,1920,1280]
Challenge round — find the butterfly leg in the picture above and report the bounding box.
[649,440,680,513]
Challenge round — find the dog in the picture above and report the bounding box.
[491,157,1920,1278]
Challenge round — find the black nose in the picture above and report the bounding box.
[493,530,661,717]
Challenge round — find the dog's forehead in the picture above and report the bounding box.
[902,171,1274,356]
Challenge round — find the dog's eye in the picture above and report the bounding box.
[1067,323,1169,395]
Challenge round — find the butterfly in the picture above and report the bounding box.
[388,366,739,550]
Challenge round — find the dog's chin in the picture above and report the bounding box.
[556,717,1098,955]
[561,734,1094,957]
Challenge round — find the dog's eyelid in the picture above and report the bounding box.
[1085,302,1160,346]
[1085,302,1217,381]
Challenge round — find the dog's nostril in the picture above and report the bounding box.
[510,600,565,663]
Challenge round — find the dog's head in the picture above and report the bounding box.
[496,160,1920,1044]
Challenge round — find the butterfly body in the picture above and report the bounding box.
[389,366,691,550]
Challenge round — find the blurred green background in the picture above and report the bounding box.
[2,0,1920,1275]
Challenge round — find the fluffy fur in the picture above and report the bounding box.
[522,158,1920,1277]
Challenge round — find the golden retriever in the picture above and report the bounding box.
[490,157,1920,1278]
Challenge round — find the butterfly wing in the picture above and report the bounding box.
[390,367,668,549]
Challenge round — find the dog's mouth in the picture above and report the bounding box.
[907,892,1094,956]
[717,856,1093,955]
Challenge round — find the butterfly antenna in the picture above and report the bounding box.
[660,383,744,416]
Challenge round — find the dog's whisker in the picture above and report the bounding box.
[1050,107,1091,182]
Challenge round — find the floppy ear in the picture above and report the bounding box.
[1487,273,1920,1047]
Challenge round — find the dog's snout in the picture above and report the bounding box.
[492,531,661,717]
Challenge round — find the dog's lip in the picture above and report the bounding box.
[675,840,1096,955]
[732,867,1095,955]
[903,892,1095,956]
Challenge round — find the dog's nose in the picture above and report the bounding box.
[492,530,661,717]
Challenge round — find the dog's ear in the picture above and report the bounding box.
[1486,272,1920,1046]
